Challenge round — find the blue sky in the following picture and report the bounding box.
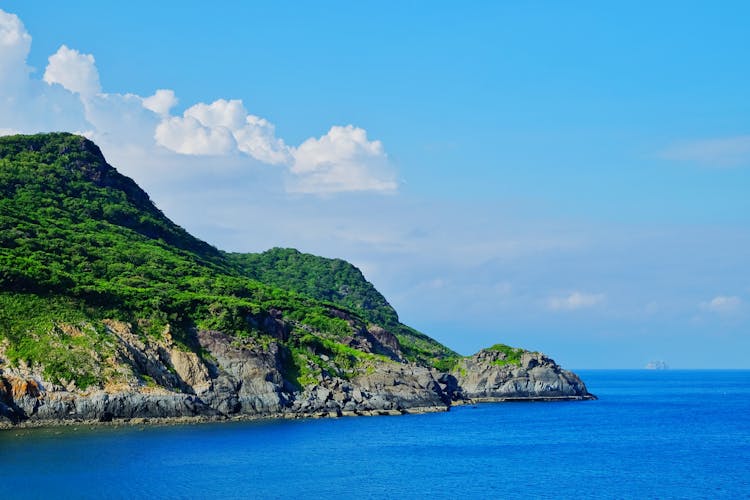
[1,2,748,367]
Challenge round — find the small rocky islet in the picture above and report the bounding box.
[0,133,594,429]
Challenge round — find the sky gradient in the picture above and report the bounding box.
[1,2,748,368]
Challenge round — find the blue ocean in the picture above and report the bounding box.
[2,370,749,499]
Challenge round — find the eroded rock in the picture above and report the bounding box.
[452,349,595,401]
[0,324,594,429]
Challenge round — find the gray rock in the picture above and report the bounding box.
[196,330,288,415]
[0,325,594,429]
[452,349,595,401]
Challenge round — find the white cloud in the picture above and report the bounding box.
[43,45,101,97]
[661,135,750,167]
[290,125,397,194]
[155,115,237,155]
[701,295,742,314]
[142,89,177,116]
[547,291,605,311]
[0,9,31,87]
[155,99,291,164]
[234,114,290,165]
[0,8,391,195]
[184,99,246,130]
[0,12,89,135]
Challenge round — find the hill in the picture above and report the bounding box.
[0,133,593,427]
[227,248,457,367]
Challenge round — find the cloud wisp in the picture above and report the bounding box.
[0,9,396,195]
[660,135,750,168]
[547,292,605,311]
[700,295,742,314]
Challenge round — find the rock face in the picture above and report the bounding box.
[452,349,595,401]
[0,325,595,428]
[0,321,450,427]
[289,364,449,416]
[195,329,289,415]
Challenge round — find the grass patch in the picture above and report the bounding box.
[0,292,110,389]
[487,343,524,367]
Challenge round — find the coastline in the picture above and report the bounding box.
[0,405,448,432]
[0,396,598,432]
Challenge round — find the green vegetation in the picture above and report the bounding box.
[0,133,458,388]
[229,248,398,326]
[229,249,458,365]
[140,374,157,388]
[487,343,524,366]
[0,292,108,388]
[282,331,391,390]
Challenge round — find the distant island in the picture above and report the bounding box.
[0,134,594,428]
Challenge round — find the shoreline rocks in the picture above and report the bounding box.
[452,349,595,401]
[1,395,596,431]
[1,376,596,429]
[0,326,595,430]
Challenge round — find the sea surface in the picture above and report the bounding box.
[2,370,749,499]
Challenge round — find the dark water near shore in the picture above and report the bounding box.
[2,370,749,499]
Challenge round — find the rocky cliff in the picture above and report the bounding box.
[0,322,593,428]
[452,347,593,402]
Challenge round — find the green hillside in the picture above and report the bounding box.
[228,248,399,328]
[0,133,456,388]
[228,248,457,367]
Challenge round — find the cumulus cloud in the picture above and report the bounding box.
[184,98,246,130]
[289,125,397,194]
[142,89,177,116]
[0,11,89,134]
[0,8,393,195]
[154,99,290,163]
[155,115,237,156]
[43,45,101,97]
[660,135,750,167]
[701,295,742,314]
[0,9,31,85]
[547,291,605,311]
[234,114,291,165]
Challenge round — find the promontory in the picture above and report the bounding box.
[0,133,594,428]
